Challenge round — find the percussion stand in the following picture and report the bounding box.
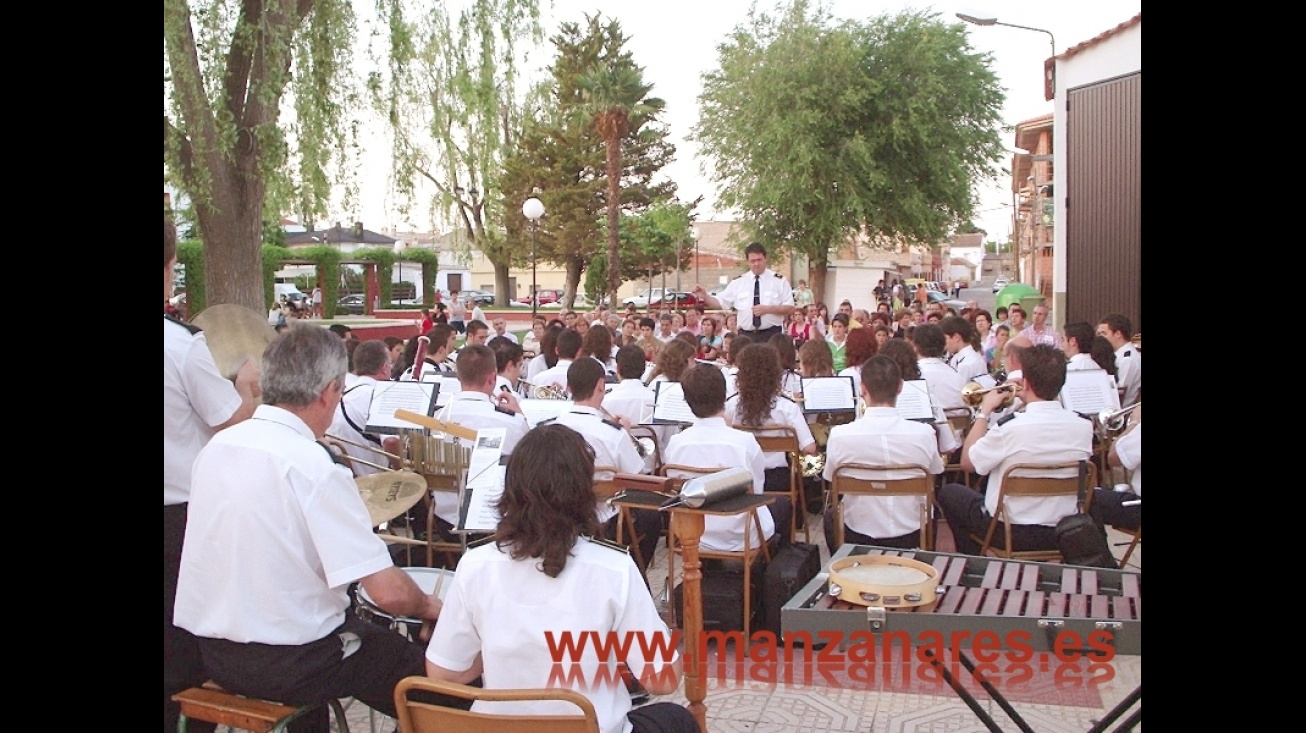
[921,648,1141,733]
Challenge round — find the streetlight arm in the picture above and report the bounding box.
[992,21,1055,57]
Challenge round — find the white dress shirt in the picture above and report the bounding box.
[716,269,794,332]
[824,406,945,539]
[967,401,1093,526]
[1114,344,1141,405]
[724,394,814,470]
[918,357,966,453]
[663,416,774,551]
[175,405,393,645]
[427,540,676,733]
[164,319,242,506]
[1115,424,1142,496]
[551,406,648,522]
[328,376,388,477]
[603,379,657,426]
[950,345,988,383]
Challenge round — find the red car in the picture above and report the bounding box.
[515,288,564,306]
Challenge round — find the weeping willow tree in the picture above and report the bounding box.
[370,0,542,306]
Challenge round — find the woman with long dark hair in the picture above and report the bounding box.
[726,344,816,497]
[526,321,565,382]
[425,425,694,733]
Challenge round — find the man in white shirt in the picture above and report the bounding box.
[940,315,988,382]
[175,326,459,725]
[1091,407,1141,531]
[603,345,658,426]
[1063,322,1102,372]
[663,365,785,552]
[489,336,526,397]
[533,328,582,396]
[693,242,794,341]
[329,340,403,477]
[1097,313,1141,406]
[913,323,966,454]
[551,358,662,565]
[164,213,260,731]
[937,344,1093,556]
[490,316,519,344]
[822,355,944,551]
[655,313,677,343]
[400,324,457,381]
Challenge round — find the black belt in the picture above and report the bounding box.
[740,326,782,337]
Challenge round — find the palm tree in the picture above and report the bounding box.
[577,63,664,308]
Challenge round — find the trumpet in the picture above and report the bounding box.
[522,380,568,399]
[1097,402,1141,434]
[960,381,1020,409]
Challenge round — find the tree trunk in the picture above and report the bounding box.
[564,257,584,309]
[494,263,511,306]
[605,136,622,308]
[195,155,266,312]
[809,249,829,306]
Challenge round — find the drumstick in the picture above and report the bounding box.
[433,569,446,599]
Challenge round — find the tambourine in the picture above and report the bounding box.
[826,555,939,608]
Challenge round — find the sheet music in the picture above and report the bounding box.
[651,382,695,424]
[1059,369,1120,415]
[971,374,997,389]
[800,376,857,413]
[895,379,935,421]
[428,377,461,407]
[459,428,507,532]
[365,382,438,433]
[518,398,574,428]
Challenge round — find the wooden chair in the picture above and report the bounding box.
[736,424,809,544]
[395,676,598,733]
[973,461,1096,561]
[660,464,772,641]
[173,682,348,733]
[940,408,975,489]
[1116,523,1142,566]
[830,463,936,550]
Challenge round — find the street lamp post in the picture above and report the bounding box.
[522,197,545,318]
[956,11,1056,61]
[691,224,700,285]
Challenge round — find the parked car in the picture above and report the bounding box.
[992,277,1010,294]
[460,289,496,306]
[622,288,671,308]
[649,291,705,308]
[336,294,366,315]
[925,290,968,311]
[514,288,565,307]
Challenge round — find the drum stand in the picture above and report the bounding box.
[921,648,1141,733]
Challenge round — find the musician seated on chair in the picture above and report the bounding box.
[822,355,944,552]
[399,324,457,381]
[429,344,530,539]
[724,342,817,493]
[533,328,582,396]
[912,324,966,455]
[489,336,526,397]
[544,357,662,566]
[937,344,1094,556]
[603,344,658,427]
[174,325,468,729]
[329,339,403,477]
[1090,405,1141,531]
[425,426,694,733]
[663,364,792,552]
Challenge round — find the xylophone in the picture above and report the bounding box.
[783,544,1141,655]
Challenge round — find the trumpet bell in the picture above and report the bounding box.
[960,381,1018,409]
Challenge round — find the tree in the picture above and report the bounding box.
[577,59,665,308]
[499,14,676,308]
[165,0,362,311]
[371,0,543,306]
[694,1,1005,303]
[584,201,696,298]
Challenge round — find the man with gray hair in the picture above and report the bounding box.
[175,325,460,726]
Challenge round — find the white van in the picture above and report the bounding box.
[274,283,308,304]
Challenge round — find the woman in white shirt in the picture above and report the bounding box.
[425,426,693,733]
[725,343,817,498]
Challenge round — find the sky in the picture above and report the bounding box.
[342,0,1142,245]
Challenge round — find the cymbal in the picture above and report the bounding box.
[191,304,277,379]
[356,470,427,527]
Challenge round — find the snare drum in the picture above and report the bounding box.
[354,567,456,639]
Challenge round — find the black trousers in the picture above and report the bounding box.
[1089,489,1141,531]
[165,503,214,733]
[936,483,1057,556]
[821,507,922,553]
[198,616,467,732]
[629,702,699,732]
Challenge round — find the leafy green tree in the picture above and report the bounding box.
[371,0,542,306]
[694,1,1005,302]
[500,14,676,308]
[164,0,363,311]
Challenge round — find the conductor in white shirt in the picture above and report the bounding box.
[694,242,794,342]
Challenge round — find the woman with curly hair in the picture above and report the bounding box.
[878,338,922,381]
[726,344,817,498]
[580,323,617,374]
[425,425,693,733]
[768,333,803,397]
[645,338,696,387]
